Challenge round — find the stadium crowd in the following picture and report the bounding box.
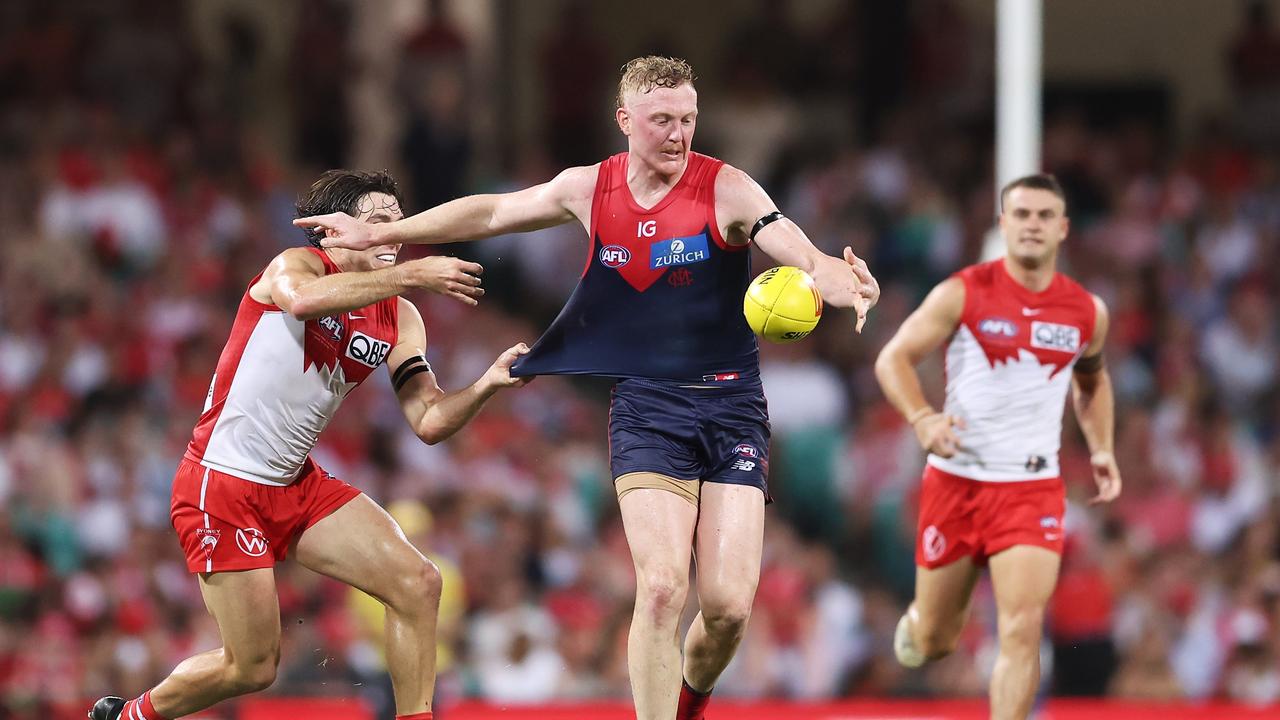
[2,1,1280,718]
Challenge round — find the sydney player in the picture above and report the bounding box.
[875,174,1121,719]
[90,171,528,720]
[296,57,880,720]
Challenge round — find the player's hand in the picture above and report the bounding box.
[808,248,880,333]
[913,412,964,457]
[483,343,532,389]
[293,212,379,250]
[1088,450,1121,505]
[844,247,880,333]
[399,256,485,306]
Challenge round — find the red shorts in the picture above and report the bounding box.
[915,465,1065,569]
[170,456,361,573]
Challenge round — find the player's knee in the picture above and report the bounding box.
[635,570,689,620]
[226,648,280,694]
[386,556,443,614]
[701,596,753,640]
[998,606,1045,650]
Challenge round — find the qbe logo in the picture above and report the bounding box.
[650,233,709,269]
[347,331,391,368]
[235,527,269,557]
[599,245,631,268]
[1030,321,1080,353]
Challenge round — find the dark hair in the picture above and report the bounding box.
[295,170,405,248]
[999,173,1067,214]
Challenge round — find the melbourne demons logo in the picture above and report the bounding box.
[599,245,631,268]
[235,528,269,557]
[667,268,694,287]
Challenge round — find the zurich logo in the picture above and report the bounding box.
[650,233,710,269]
[599,245,631,268]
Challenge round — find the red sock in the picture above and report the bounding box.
[122,691,168,720]
[395,713,433,720]
[676,679,712,720]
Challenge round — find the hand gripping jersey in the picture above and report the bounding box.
[510,151,758,381]
[185,248,399,484]
[928,260,1096,482]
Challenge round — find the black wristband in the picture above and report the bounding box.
[1073,353,1105,374]
[749,211,785,241]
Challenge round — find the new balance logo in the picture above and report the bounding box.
[731,459,756,472]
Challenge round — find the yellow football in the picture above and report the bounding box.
[743,266,823,343]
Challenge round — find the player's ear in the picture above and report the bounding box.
[616,106,631,136]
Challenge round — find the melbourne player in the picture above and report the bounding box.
[296,57,880,720]
[875,174,1121,719]
[89,171,528,720]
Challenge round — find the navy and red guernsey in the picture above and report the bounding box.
[510,151,758,381]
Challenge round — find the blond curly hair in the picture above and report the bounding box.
[616,56,696,108]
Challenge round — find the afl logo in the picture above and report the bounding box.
[600,245,631,268]
[235,528,269,557]
[733,443,759,459]
[977,317,1018,338]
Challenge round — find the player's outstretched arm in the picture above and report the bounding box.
[388,300,529,445]
[293,165,599,251]
[714,165,880,331]
[252,248,486,320]
[875,278,967,457]
[1071,295,1121,504]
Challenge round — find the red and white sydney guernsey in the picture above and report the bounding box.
[928,259,1096,483]
[185,248,398,485]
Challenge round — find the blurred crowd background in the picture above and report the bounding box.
[3,0,1280,718]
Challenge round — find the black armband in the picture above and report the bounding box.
[393,355,433,391]
[1074,353,1105,375]
[749,211,785,241]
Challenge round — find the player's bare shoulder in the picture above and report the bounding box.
[713,163,773,245]
[249,247,325,305]
[548,163,602,226]
[921,276,967,326]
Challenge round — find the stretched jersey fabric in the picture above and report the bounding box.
[185,248,399,485]
[511,151,758,381]
[928,259,1096,482]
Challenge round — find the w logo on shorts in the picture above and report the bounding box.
[922,525,947,563]
[235,527,269,557]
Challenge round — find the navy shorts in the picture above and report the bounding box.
[609,376,771,499]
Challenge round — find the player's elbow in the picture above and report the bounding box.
[873,346,903,385]
[415,422,450,446]
[283,295,323,321]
